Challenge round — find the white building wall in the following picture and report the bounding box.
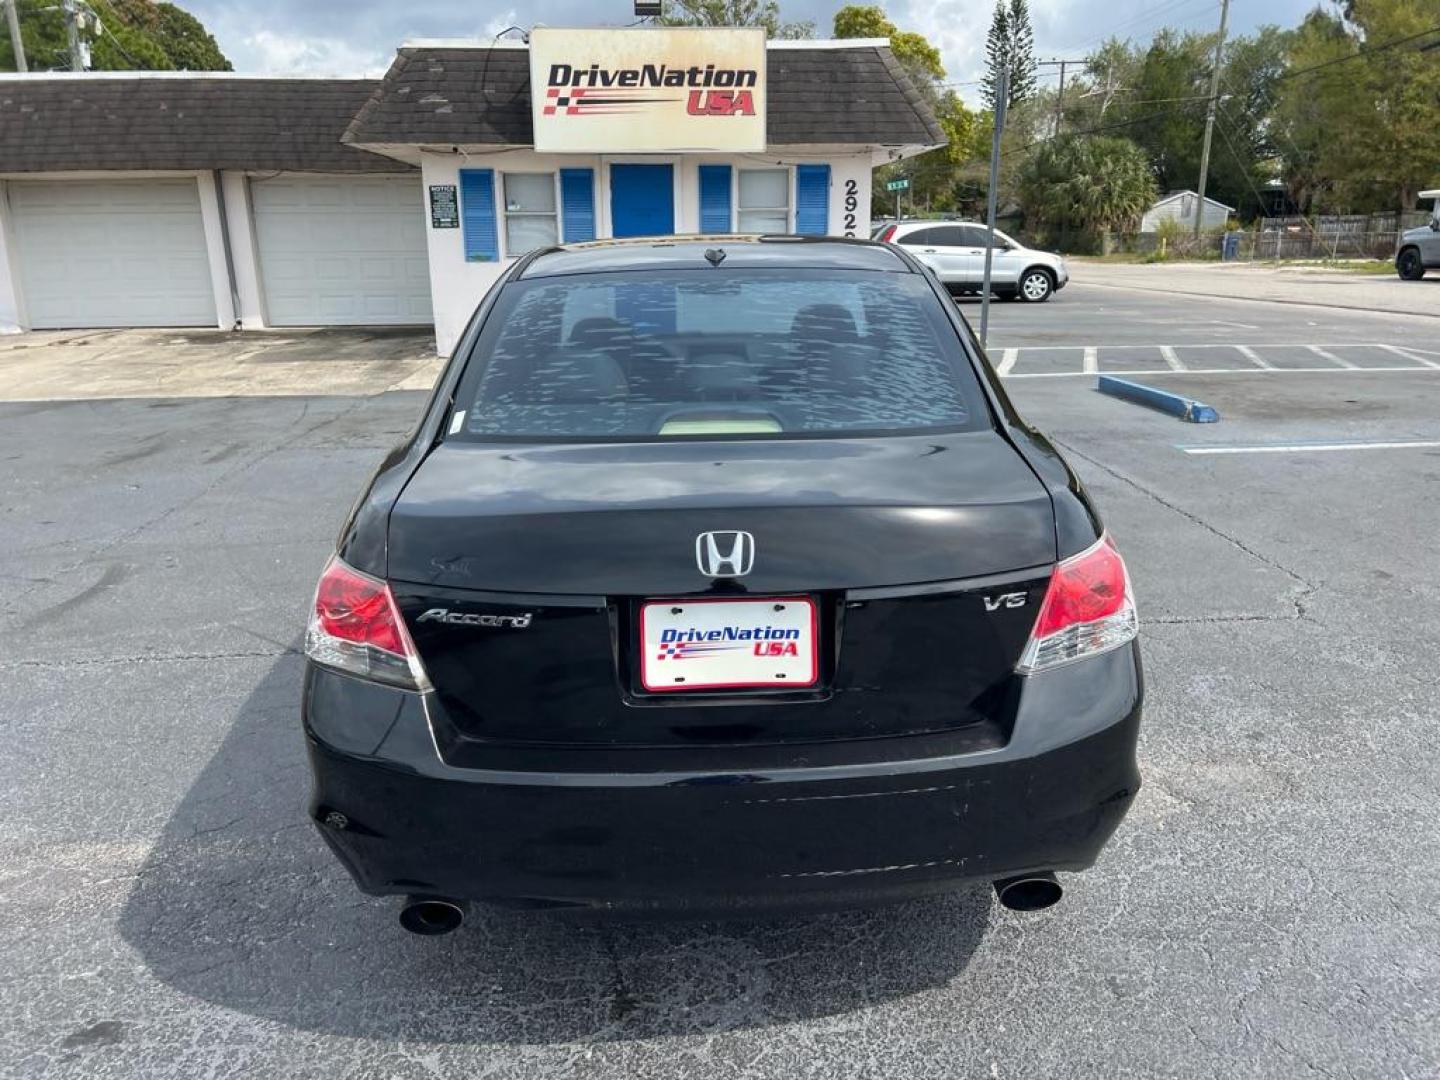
[420,148,878,356]
[221,171,267,329]
[1,152,882,348]
[196,172,237,330]
[1141,194,1232,233]
[0,181,22,333]
[419,151,598,357]
[825,153,875,240]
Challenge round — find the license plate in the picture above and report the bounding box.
[639,597,818,692]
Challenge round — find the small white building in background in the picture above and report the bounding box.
[0,30,943,356]
[1140,190,1235,233]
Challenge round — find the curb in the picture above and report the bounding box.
[1097,376,1219,423]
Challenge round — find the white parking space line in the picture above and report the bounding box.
[1377,344,1440,370]
[1306,344,1357,369]
[1235,345,1273,370]
[1007,365,1433,379]
[994,343,1440,379]
[1180,440,1440,456]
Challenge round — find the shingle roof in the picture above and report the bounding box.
[343,44,944,149]
[0,45,942,174]
[0,77,411,173]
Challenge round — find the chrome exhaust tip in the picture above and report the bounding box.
[993,872,1063,912]
[399,896,468,935]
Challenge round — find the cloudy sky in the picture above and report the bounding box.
[186,0,1320,104]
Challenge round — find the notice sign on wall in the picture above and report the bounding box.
[529,27,766,154]
[429,184,459,228]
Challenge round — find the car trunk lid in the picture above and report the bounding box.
[389,432,1055,747]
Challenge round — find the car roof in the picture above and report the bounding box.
[517,235,912,279]
[892,220,982,230]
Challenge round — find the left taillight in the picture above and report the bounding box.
[1017,533,1138,674]
[304,555,430,690]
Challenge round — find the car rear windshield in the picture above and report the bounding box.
[450,267,988,442]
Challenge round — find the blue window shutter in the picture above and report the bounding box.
[794,164,830,235]
[459,169,498,261]
[698,165,732,232]
[560,168,596,243]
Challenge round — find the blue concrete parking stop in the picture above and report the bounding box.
[1097,375,1220,423]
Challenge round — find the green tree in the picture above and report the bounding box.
[0,0,230,71]
[1017,134,1158,241]
[1271,9,1352,211]
[982,0,1038,109]
[659,0,813,40]
[1005,0,1037,101]
[1057,25,1283,217]
[150,2,230,70]
[833,3,943,103]
[833,5,980,212]
[1273,0,1440,212]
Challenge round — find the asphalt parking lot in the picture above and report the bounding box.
[3,280,1439,1078]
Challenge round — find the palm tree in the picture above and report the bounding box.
[1018,136,1157,240]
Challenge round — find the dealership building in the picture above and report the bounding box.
[0,31,942,355]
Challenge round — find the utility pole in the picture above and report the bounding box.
[62,0,83,71]
[1193,0,1230,241]
[4,0,26,72]
[1031,59,1080,136]
[979,61,1009,350]
[1053,59,1066,137]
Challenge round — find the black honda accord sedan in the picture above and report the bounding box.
[302,236,1142,933]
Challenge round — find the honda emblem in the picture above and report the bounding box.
[695,531,755,577]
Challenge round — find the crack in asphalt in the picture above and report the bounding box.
[0,648,298,671]
[1053,437,1319,621]
[1145,613,1301,625]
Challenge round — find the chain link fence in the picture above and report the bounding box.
[1228,212,1430,260]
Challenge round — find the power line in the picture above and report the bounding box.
[1050,0,1220,58]
[1271,22,1440,82]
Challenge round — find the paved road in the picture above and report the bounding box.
[3,288,1439,1077]
[975,277,1439,346]
[1063,259,1440,319]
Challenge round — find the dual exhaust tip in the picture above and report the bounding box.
[399,873,1062,934]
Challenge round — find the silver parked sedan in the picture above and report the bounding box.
[876,221,1068,303]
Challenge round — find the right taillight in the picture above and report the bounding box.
[1017,533,1138,674]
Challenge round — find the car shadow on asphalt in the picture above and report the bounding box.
[117,649,992,1043]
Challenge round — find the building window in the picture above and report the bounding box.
[503,173,558,254]
[737,168,789,233]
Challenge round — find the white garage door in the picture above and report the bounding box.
[9,179,217,329]
[251,175,432,326]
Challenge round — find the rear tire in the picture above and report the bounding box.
[1018,268,1055,303]
[1396,247,1426,281]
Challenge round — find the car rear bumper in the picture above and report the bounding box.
[304,644,1142,914]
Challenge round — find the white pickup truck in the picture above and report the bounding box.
[1396,189,1440,281]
